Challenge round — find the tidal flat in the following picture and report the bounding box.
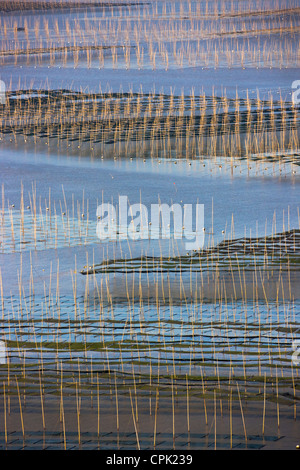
[0,0,299,450]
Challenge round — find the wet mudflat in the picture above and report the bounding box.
[0,0,299,451]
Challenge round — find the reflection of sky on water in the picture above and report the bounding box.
[0,340,7,364]
[1,148,299,256]
[1,295,298,376]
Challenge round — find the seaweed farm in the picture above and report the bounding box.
[0,0,299,452]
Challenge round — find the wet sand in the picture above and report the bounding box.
[0,392,299,450]
[0,0,299,452]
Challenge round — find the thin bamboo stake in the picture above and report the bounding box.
[129,389,140,450]
[15,375,24,440]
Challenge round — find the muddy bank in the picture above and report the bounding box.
[0,391,298,450]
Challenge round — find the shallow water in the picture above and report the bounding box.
[0,0,299,451]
